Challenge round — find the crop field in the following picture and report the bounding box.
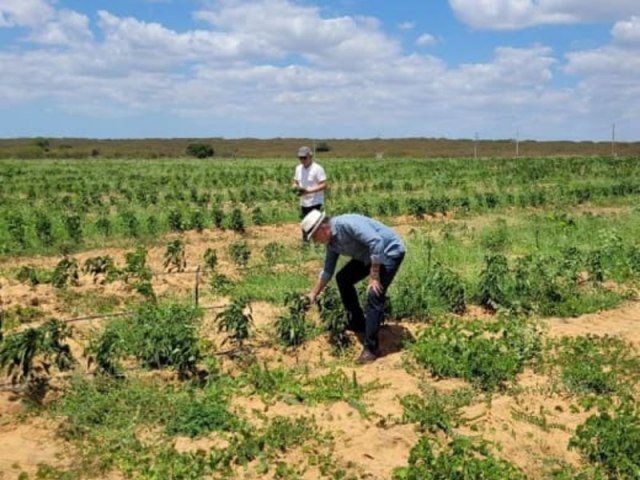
[1,155,640,479]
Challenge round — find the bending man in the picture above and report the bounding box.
[302,210,406,364]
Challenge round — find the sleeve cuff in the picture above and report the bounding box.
[320,271,332,283]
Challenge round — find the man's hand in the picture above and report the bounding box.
[368,263,382,295]
[368,278,383,295]
[303,292,316,306]
[297,187,308,196]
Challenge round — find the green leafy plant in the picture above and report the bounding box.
[0,319,75,402]
[399,386,475,434]
[16,265,44,286]
[228,205,245,233]
[83,255,117,284]
[477,253,509,311]
[210,272,233,296]
[546,335,640,396]
[263,242,285,266]
[275,291,312,347]
[64,213,83,244]
[204,248,218,271]
[127,302,203,379]
[412,316,542,391]
[85,327,126,377]
[569,401,640,479]
[167,208,185,232]
[122,246,151,282]
[317,285,350,352]
[216,297,253,348]
[51,256,80,288]
[163,239,187,272]
[35,211,54,247]
[251,206,266,226]
[6,211,27,248]
[228,240,251,268]
[393,436,526,480]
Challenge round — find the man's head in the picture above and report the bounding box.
[300,210,331,244]
[297,146,313,167]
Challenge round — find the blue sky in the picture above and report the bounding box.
[0,0,639,141]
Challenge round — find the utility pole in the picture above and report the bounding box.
[473,132,478,160]
[611,123,616,158]
[515,129,520,158]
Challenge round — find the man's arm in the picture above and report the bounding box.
[307,250,339,301]
[303,179,326,194]
[307,277,328,303]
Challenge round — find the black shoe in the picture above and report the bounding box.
[355,348,378,364]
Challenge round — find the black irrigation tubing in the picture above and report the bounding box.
[63,303,227,323]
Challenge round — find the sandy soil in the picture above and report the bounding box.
[1,217,638,479]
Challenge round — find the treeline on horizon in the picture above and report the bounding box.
[1,136,638,159]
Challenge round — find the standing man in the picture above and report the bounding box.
[301,210,406,364]
[293,146,327,242]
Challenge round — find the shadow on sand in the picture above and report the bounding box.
[352,321,415,358]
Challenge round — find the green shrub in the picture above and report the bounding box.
[412,316,542,391]
[393,436,526,480]
[547,335,640,396]
[570,401,640,479]
[126,302,203,379]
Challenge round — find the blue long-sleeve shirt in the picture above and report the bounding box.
[320,214,406,283]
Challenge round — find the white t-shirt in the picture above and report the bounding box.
[294,162,327,207]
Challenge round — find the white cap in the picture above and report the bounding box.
[297,146,313,157]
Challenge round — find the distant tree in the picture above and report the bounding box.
[33,137,50,151]
[186,143,215,159]
[316,141,331,152]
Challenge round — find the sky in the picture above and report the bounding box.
[0,0,639,141]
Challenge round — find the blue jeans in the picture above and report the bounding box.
[335,254,404,352]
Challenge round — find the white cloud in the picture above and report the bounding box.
[26,10,92,45]
[416,33,437,46]
[0,0,54,28]
[449,0,640,29]
[0,0,639,140]
[195,0,400,68]
[612,15,640,45]
[399,21,414,31]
